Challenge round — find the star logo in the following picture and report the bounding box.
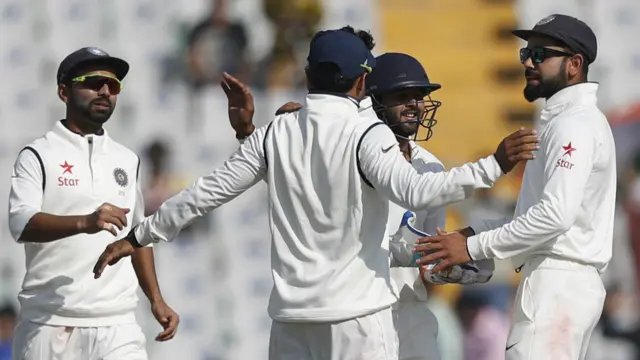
[60,161,74,175]
[562,142,576,157]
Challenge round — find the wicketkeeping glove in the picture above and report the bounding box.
[389,211,494,285]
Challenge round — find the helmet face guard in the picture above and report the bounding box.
[370,89,442,142]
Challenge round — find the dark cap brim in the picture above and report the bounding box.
[61,57,130,84]
[512,28,567,44]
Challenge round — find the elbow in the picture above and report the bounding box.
[9,208,40,243]
[11,225,29,243]
[549,203,578,234]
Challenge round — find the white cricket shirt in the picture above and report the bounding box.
[135,93,504,322]
[8,120,147,326]
[467,83,617,273]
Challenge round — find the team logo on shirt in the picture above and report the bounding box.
[562,142,576,157]
[113,168,128,187]
[58,161,79,186]
[556,142,576,170]
[60,161,74,174]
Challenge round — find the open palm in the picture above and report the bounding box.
[220,72,255,136]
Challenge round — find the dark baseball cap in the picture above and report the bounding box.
[57,47,130,84]
[307,29,376,79]
[512,14,597,64]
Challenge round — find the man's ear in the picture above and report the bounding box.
[355,73,368,97]
[58,84,70,104]
[568,54,584,78]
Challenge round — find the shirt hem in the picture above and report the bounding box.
[270,302,395,323]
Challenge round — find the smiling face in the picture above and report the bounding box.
[520,35,584,102]
[379,88,427,138]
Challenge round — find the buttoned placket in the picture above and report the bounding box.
[87,135,96,196]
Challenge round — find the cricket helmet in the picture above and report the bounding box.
[366,52,442,142]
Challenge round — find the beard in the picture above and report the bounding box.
[69,93,114,124]
[523,63,569,102]
[383,108,419,139]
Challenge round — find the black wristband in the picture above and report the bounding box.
[125,228,143,249]
[493,153,507,174]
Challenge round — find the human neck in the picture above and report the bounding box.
[63,117,103,136]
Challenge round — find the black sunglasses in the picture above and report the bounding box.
[519,47,575,64]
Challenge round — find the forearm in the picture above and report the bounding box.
[376,155,504,211]
[135,128,268,246]
[131,247,163,303]
[18,212,86,243]
[467,200,569,260]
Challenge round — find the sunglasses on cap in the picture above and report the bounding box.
[519,47,575,64]
[71,74,123,95]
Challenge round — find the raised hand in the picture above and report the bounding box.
[220,72,255,138]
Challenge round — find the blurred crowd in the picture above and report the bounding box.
[1,0,640,359]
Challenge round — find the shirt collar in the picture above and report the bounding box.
[51,120,109,152]
[540,82,599,123]
[359,96,373,111]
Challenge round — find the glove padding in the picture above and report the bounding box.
[390,211,494,285]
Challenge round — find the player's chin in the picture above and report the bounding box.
[523,84,542,103]
[88,112,112,124]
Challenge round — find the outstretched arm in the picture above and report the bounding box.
[93,125,270,278]
[358,125,539,210]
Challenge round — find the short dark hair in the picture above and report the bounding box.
[308,25,376,93]
[339,26,376,51]
[581,59,589,77]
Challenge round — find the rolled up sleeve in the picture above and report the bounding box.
[358,124,503,211]
[9,149,44,242]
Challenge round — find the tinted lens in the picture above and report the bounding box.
[80,77,121,94]
[519,48,530,63]
[531,48,545,64]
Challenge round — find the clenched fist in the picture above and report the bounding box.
[79,202,130,236]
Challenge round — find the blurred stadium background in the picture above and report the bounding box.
[1,0,640,359]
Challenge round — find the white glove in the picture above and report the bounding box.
[393,211,494,285]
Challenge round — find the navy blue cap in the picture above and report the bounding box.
[513,14,597,64]
[57,47,130,84]
[367,52,440,96]
[307,29,376,79]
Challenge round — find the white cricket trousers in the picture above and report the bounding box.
[11,320,147,360]
[269,307,398,360]
[506,256,606,360]
[393,301,440,360]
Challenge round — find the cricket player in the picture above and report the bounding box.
[8,47,178,360]
[248,47,495,359]
[93,28,538,360]
[220,51,495,360]
[414,14,615,360]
